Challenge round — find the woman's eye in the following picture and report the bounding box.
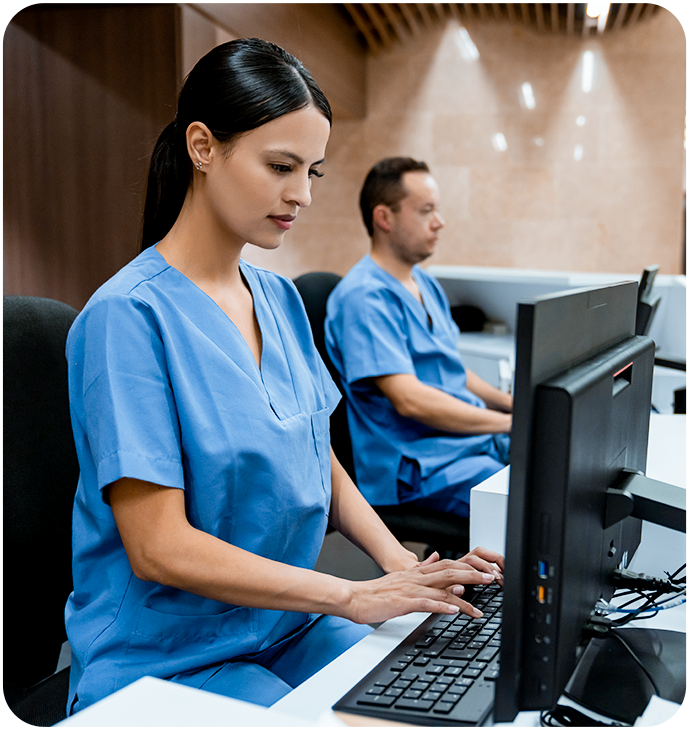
[271,164,292,174]
[309,169,324,179]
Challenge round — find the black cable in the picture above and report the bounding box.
[540,705,627,726]
[606,629,661,697]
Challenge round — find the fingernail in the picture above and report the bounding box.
[452,585,465,596]
[482,572,495,581]
[473,607,484,617]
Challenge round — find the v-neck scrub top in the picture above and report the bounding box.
[65,247,342,711]
[325,256,506,507]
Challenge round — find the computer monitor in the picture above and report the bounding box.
[494,280,657,722]
[636,265,661,337]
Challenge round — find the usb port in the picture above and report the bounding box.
[537,585,546,604]
[538,561,548,579]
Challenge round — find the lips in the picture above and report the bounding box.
[269,215,295,231]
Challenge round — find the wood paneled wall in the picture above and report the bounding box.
[3,4,180,309]
[190,3,366,120]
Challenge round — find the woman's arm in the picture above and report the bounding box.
[109,473,502,625]
[375,373,511,434]
[327,450,505,624]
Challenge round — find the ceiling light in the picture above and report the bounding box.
[521,82,536,110]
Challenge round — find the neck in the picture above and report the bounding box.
[370,245,422,303]
[156,189,245,290]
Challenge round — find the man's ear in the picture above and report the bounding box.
[372,204,394,233]
[186,121,214,170]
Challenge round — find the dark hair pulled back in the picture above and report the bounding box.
[141,38,332,250]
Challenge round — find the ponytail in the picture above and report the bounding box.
[141,120,191,250]
[140,38,332,251]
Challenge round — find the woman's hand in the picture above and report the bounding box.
[341,547,505,625]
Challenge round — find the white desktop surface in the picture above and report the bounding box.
[56,676,313,727]
[58,414,685,727]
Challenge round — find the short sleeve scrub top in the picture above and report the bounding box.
[325,256,509,512]
[65,247,356,712]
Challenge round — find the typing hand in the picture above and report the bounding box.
[341,550,500,625]
[453,546,504,587]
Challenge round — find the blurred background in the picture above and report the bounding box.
[3,3,686,311]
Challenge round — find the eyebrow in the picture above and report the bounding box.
[268,149,325,166]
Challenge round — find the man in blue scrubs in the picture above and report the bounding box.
[325,157,512,519]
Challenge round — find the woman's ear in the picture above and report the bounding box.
[372,204,393,233]
[186,122,214,170]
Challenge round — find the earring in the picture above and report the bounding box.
[195,161,203,171]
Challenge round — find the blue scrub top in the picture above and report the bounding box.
[325,255,498,505]
[65,247,340,710]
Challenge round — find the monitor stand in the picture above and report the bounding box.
[562,627,685,724]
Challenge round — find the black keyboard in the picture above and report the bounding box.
[333,583,502,726]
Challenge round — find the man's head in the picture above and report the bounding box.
[360,157,429,237]
[360,157,445,265]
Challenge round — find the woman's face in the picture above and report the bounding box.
[202,104,331,250]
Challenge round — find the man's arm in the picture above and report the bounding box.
[465,369,513,413]
[374,373,511,434]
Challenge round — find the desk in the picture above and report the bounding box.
[58,415,685,727]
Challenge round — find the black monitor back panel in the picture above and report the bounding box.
[494,280,653,721]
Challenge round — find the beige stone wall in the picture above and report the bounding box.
[243,8,686,279]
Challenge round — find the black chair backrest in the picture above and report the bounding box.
[293,275,470,557]
[3,296,80,691]
[293,272,356,480]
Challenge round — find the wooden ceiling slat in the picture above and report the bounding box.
[380,3,410,42]
[535,2,545,32]
[416,2,435,27]
[462,3,477,20]
[340,3,665,52]
[613,3,629,31]
[433,3,448,23]
[567,3,575,35]
[550,3,559,33]
[448,2,463,23]
[628,4,645,25]
[343,2,382,51]
[362,3,395,47]
[640,4,657,21]
[398,3,421,35]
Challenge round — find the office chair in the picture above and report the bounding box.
[3,296,80,725]
[293,272,469,558]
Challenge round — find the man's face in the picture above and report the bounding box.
[388,171,445,265]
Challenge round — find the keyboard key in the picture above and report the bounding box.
[383,687,403,697]
[477,646,499,662]
[433,701,455,714]
[463,667,483,678]
[357,694,395,707]
[447,648,478,659]
[443,692,462,704]
[402,689,423,699]
[395,698,435,712]
[400,672,419,682]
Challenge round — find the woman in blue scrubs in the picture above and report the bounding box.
[65,38,505,715]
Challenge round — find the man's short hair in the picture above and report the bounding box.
[359,157,430,237]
